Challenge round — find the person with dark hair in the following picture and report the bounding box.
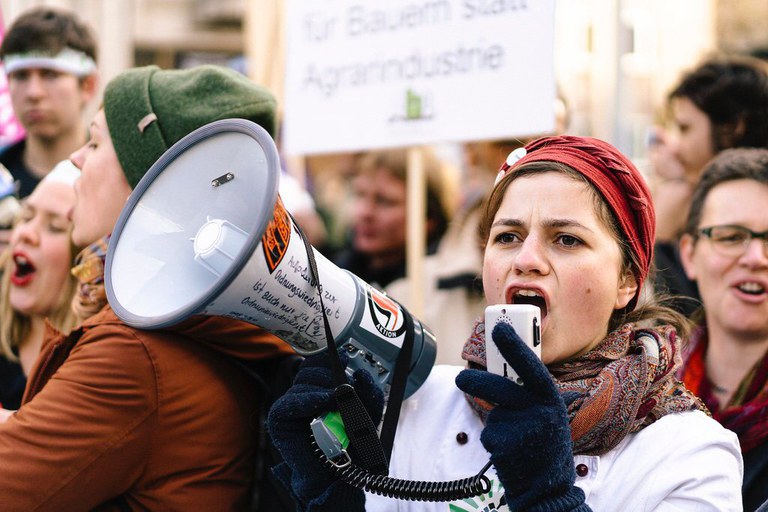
[267,136,742,511]
[0,65,294,511]
[0,6,98,198]
[677,148,768,511]
[0,6,99,250]
[650,56,768,314]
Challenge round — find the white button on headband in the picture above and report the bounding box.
[506,147,527,167]
[494,147,528,186]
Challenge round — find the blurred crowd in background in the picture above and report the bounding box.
[1,1,768,510]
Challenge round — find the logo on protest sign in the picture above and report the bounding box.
[389,88,435,123]
[284,0,555,155]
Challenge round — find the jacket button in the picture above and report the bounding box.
[456,432,468,445]
[576,463,589,477]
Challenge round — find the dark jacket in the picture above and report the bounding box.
[0,139,39,198]
[744,441,768,512]
[0,355,25,410]
[333,248,406,290]
[653,241,701,316]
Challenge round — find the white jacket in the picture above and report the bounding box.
[366,365,743,511]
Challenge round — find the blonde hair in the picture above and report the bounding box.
[0,234,79,363]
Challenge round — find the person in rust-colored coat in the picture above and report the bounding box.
[0,65,294,511]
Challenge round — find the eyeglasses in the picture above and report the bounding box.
[697,225,768,256]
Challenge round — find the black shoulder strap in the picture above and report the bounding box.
[292,217,390,475]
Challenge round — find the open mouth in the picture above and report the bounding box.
[511,289,548,317]
[735,281,766,296]
[11,253,36,285]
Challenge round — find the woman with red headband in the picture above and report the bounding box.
[268,136,743,511]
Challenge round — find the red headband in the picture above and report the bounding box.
[497,136,655,309]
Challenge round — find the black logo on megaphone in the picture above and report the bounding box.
[367,288,407,339]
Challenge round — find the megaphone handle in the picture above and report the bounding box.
[333,384,388,475]
[289,213,390,473]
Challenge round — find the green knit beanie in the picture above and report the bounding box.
[103,65,277,188]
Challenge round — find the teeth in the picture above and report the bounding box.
[738,282,765,294]
[14,255,28,266]
[515,289,542,297]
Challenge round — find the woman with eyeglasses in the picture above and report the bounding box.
[678,147,768,511]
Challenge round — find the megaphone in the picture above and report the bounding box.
[105,119,436,398]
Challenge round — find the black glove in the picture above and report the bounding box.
[455,323,591,512]
[266,350,384,511]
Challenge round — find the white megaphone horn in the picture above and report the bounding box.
[105,119,436,397]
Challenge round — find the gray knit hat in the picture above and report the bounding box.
[103,65,277,188]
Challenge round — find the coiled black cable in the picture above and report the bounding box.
[294,215,494,503]
[313,443,493,502]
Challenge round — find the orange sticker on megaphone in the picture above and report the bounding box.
[261,195,291,273]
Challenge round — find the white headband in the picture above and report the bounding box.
[42,160,80,186]
[3,47,96,77]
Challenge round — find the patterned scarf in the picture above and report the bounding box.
[462,319,707,455]
[70,235,110,321]
[678,324,768,453]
